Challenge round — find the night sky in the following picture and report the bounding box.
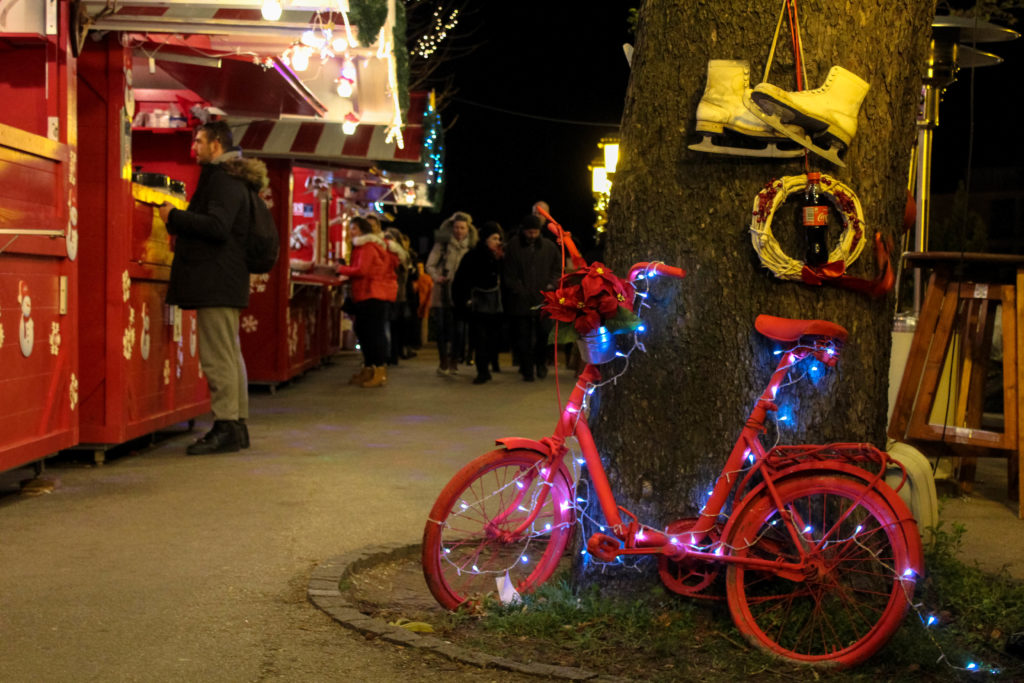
[394,4,1023,254]
[395,2,632,252]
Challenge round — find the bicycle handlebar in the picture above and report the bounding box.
[534,207,687,283]
[628,262,686,283]
[535,207,588,270]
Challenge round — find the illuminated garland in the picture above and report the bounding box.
[413,5,460,59]
[749,173,866,281]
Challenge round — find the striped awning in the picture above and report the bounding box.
[232,119,423,164]
[231,90,429,165]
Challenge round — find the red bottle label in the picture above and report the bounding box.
[802,206,828,226]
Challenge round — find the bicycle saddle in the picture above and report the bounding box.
[755,315,849,343]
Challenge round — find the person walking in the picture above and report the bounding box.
[425,211,477,376]
[502,214,561,381]
[337,217,399,388]
[452,222,505,385]
[158,120,265,455]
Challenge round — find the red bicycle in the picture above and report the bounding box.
[422,216,923,669]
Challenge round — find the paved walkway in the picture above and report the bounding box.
[0,350,1020,682]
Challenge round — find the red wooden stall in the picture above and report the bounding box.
[74,35,212,456]
[0,0,79,473]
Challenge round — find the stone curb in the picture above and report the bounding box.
[307,542,632,682]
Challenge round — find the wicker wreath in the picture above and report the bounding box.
[749,174,866,281]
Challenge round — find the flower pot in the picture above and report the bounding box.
[575,328,617,365]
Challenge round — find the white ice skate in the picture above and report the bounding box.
[689,59,804,159]
[744,65,870,167]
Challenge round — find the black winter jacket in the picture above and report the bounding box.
[501,234,560,316]
[165,154,267,309]
[452,243,502,318]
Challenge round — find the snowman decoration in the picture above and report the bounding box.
[18,281,33,357]
[140,302,151,360]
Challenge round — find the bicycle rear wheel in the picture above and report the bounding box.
[725,474,916,668]
[422,449,574,610]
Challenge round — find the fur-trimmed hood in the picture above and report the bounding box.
[434,211,478,248]
[215,149,269,191]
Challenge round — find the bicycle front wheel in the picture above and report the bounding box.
[422,449,574,610]
[725,474,916,668]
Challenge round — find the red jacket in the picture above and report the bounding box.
[338,234,399,302]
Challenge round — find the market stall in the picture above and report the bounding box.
[0,0,79,473]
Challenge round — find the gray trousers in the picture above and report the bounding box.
[197,307,248,421]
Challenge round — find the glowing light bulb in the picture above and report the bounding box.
[803,525,813,534]
[903,568,916,578]
[515,480,524,489]
[471,564,479,573]
[291,48,310,72]
[331,37,349,52]
[335,79,353,98]
[855,524,863,533]
[341,119,358,135]
[636,529,646,542]
[637,324,646,333]
[520,555,529,564]
[261,0,282,21]
[544,523,551,531]
[927,615,937,626]
[966,662,978,671]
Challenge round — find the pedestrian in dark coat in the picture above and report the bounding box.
[159,121,267,455]
[502,214,561,381]
[453,222,505,384]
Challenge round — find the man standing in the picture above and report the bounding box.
[503,214,561,381]
[158,121,267,454]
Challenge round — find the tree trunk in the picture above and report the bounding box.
[585,0,936,564]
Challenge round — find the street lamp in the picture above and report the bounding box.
[590,138,619,235]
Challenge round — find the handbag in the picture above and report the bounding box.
[470,278,502,314]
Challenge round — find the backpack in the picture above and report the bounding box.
[245,188,279,274]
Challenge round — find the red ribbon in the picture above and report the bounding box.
[799,232,894,298]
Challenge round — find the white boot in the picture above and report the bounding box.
[689,60,804,159]
[745,66,870,167]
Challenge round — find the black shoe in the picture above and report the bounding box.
[187,420,242,455]
[238,419,250,449]
[472,374,491,384]
[536,364,548,379]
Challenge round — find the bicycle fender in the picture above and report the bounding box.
[494,438,575,486]
[495,437,553,455]
[723,462,924,571]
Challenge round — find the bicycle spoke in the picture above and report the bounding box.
[727,474,914,667]
[423,450,574,609]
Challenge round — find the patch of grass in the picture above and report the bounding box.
[426,530,1024,681]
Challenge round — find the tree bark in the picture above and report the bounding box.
[586,0,936,552]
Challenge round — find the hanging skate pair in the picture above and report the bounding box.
[689,59,868,167]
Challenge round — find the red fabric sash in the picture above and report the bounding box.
[799,231,894,298]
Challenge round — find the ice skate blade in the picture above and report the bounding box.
[688,134,804,159]
[742,91,847,167]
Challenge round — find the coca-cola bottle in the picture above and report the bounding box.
[800,172,830,267]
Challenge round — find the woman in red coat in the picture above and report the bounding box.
[337,217,398,387]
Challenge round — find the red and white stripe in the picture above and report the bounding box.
[231,120,423,163]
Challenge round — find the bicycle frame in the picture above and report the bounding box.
[425,210,924,667]
[512,209,919,576]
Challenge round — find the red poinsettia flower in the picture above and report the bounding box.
[540,262,642,341]
[581,262,635,312]
[572,306,602,335]
[541,287,584,324]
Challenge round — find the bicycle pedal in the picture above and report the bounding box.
[586,533,622,562]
